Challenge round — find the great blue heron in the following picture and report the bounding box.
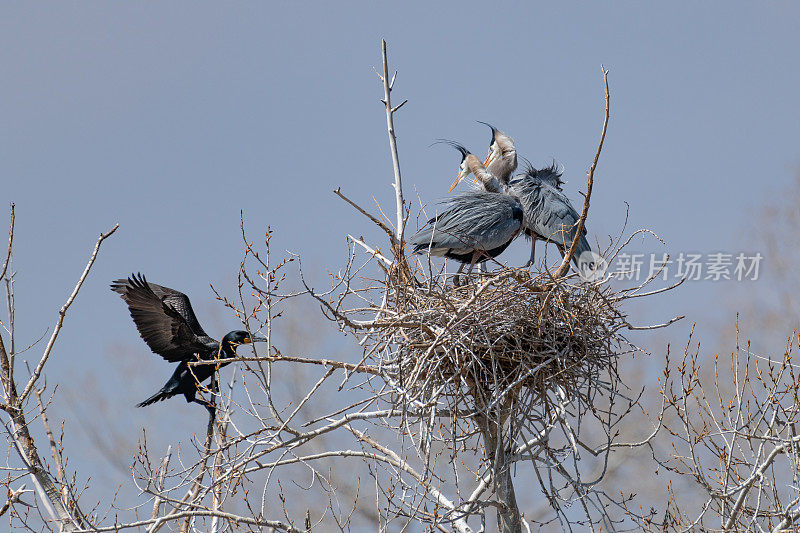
[450,124,591,269]
[508,161,591,267]
[111,273,267,417]
[480,121,518,185]
[446,141,505,194]
[445,124,517,193]
[412,147,523,285]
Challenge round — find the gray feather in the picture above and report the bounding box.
[508,172,590,263]
[410,192,523,260]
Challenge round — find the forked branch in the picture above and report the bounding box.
[379,39,407,244]
[0,212,118,532]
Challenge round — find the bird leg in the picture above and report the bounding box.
[190,374,219,420]
[464,252,480,283]
[207,372,220,421]
[185,388,217,419]
[453,262,465,287]
[193,397,217,420]
[524,239,537,268]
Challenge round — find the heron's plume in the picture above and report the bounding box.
[432,139,470,161]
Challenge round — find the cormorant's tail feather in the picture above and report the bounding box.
[136,389,171,408]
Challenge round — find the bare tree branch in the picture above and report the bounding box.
[379,39,406,243]
[554,66,609,278]
[18,223,119,403]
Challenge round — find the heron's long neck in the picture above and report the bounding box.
[468,159,504,194]
[487,152,517,185]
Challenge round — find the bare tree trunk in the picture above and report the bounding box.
[485,428,522,533]
[5,393,81,531]
[473,389,522,533]
[0,210,117,531]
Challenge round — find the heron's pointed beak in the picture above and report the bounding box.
[484,147,499,168]
[448,175,461,193]
[244,335,268,344]
[448,168,470,192]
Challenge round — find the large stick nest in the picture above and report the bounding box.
[365,265,632,420]
[318,197,671,439]
[320,235,642,432]
[386,270,624,408]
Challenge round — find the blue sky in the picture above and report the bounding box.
[1,1,799,490]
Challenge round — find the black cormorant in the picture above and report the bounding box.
[111,273,266,416]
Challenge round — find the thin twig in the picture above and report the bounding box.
[555,66,609,278]
[333,188,396,245]
[0,203,14,281]
[18,223,119,402]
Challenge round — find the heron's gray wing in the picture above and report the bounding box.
[510,179,590,256]
[411,192,522,256]
[111,274,215,362]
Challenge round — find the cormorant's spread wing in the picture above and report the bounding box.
[135,278,209,337]
[111,273,214,362]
